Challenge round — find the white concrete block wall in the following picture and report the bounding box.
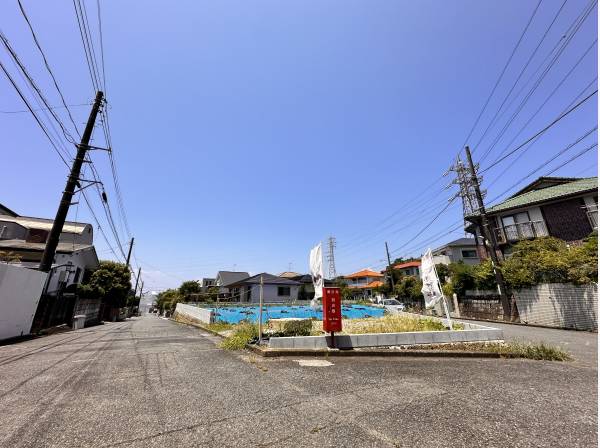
[173,303,214,324]
[514,283,598,331]
[0,264,48,340]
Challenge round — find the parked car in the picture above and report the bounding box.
[381,298,406,313]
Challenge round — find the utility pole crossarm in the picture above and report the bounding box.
[39,91,104,272]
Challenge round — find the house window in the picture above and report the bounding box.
[461,250,477,258]
[73,267,82,283]
[277,286,291,296]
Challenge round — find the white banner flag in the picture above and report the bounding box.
[309,243,324,303]
[420,248,443,309]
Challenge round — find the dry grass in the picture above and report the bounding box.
[206,322,234,333]
[310,314,463,335]
[397,341,572,361]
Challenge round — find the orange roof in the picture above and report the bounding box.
[344,269,384,279]
[393,260,421,269]
[348,280,384,289]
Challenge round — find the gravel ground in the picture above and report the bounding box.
[0,316,596,447]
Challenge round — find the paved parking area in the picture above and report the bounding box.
[0,316,596,447]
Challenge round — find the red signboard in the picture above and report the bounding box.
[322,287,342,333]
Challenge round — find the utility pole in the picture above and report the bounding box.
[39,91,104,272]
[126,237,134,268]
[326,236,337,279]
[385,242,395,291]
[464,146,511,319]
[133,267,141,297]
[258,275,264,345]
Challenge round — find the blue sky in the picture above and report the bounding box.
[1,0,597,291]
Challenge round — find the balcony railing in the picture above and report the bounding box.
[495,220,549,243]
[585,204,598,229]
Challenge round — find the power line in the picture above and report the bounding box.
[17,0,81,138]
[481,89,598,172]
[471,0,567,156]
[0,103,90,114]
[72,0,100,92]
[96,0,106,91]
[476,0,597,164]
[544,143,597,176]
[456,0,543,153]
[0,58,70,168]
[0,29,77,144]
[485,75,598,189]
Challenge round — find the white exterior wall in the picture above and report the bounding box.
[245,284,299,303]
[44,250,94,294]
[0,264,48,340]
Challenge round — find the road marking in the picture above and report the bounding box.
[296,359,333,367]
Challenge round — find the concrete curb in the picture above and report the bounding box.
[246,343,512,359]
[171,317,518,359]
[455,315,598,333]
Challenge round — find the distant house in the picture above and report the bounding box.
[343,269,384,298]
[392,260,421,277]
[215,271,250,299]
[224,273,301,303]
[431,237,479,265]
[465,177,598,257]
[278,271,302,279]
[278,272,334,300]
[199,277,216,292]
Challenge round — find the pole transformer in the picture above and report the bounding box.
[39,91,104,272]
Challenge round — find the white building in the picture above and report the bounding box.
[224,273,300,303]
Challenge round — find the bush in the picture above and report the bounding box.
[281,319,312,336]
[501,236,597,289]
[441,234,598,294]
[394,276,424,303]
[220,322,258,350]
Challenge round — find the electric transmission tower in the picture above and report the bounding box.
[326,236,337,279]
[446,155,485,225]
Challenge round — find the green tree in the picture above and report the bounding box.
[179,280,201,301]
[78,261,131,308]
[446,262,475,296]
[392,256,419,265]
[565,232,598,284]
[156,288,181,313]
[394,276,423,303]
[502,235,598,288]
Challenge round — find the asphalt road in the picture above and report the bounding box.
[456,318,598,367]
[0,316,596,447]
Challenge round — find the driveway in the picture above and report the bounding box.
[0,316,596,447]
